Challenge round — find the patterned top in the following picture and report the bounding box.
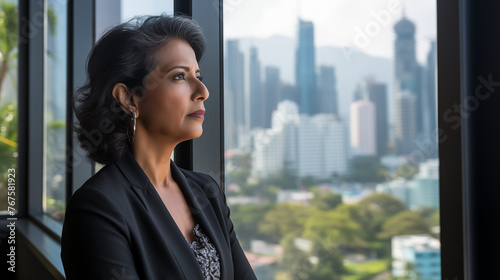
[186,224,221,280]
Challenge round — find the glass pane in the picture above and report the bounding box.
[0,0,19,215]
[224,1,439,280]
[93,0,174,173]
[95,0,174,41]
[44,0,67,221]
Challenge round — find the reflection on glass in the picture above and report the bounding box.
[0,0,19,214]
[224,1,439,279]
[44,0,67,221]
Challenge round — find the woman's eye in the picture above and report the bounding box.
[197,76,203,82]
[173,72,185,80]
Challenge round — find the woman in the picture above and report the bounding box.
[61,15,257,280]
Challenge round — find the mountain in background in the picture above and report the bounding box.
[227,35,395,122]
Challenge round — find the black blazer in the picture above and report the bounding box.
[61,150,257,280]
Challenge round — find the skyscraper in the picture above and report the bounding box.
[394,16,419,155]
[367,81,389,156]
[395,91,417,154]
[394,16,418,93]
[249,46,262,129]
[296,19,317,115]
[350,99,377,156]
[263,66,280,128]
[425,41,437,152]
[225,40,245,149]
[318,66,339,116]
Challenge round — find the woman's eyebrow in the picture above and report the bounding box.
[165,66,201,73]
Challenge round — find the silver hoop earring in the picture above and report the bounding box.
[131,111,137,143]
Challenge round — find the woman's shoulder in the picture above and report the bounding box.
[68,162,130,207]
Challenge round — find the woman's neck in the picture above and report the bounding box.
[132,134,177,189]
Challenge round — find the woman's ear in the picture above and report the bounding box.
[112,83,139,116]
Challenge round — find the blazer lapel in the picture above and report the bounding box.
[115,150,203,279]
[170,162,232,279]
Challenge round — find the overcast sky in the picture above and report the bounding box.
[121,0,436,63]
[224,0,436,63]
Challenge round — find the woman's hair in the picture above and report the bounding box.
[74,15,206,164]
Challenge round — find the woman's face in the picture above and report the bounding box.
[137,38,209,144]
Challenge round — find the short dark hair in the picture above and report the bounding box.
[74,15,206,164]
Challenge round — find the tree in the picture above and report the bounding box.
[310,190,342,211]
[0,0,17,103]
[229,203,273,249]
[357,193,407,241]
[302,208,366,248]
[278,233,344,280]
[345,156,388,183]
[258,203,313,243]
[0,102,16,209]
[264,162,299,190]
[377,211,430,240]
[395,164,419,180]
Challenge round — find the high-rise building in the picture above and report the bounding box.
[252,100,348,180]
[394,16,420,154]
[277,83,298,105]
[296,19,317,115]
[394,16,418,93]
[367,81,389,155]
[263,66,280,128]
[395,91,417,155]
[253,101,299,177]
[424,41,438,151]
[392,235,441,280]
[317,66,339,116]
[249,46,262,129]
[350,99,377,156]
[409,159,439,209]
[225,40,245,149]
[298,113,348,179]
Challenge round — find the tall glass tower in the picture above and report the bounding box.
[295,19,316,115]
[394,16,418,155]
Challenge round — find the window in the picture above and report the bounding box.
[44,0,68,222]
[223,1,439,279]
[11,1,482,279]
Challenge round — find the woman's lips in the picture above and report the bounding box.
[187,110,205,119]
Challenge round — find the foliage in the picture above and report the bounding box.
[394,164,419,180]
[345,156,388,183]
[0,0,17,59]
[278,233,344,280]
[342,259,389,280]
[310,188,343,211]
[416,207,440,228]
[230,203,274,249]
[303,208,366,248]
[0,102,16,169]
[0,0,17,103]
[0,102,16,211]
[357,193,407,236]
[264,162,298,189]
[259,203,314,243]
[377,211,430,240]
